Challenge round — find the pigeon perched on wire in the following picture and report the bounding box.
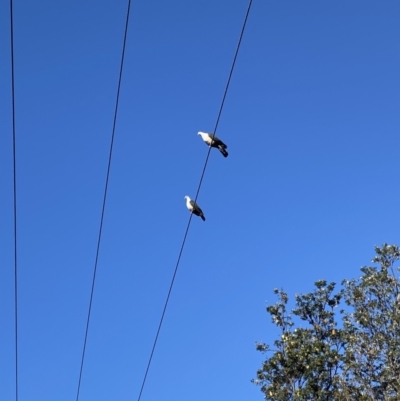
[184,196,206,221]
[198,131,228,158]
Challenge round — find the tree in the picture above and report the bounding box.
[253,244,400,401]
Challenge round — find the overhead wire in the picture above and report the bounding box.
[9,0,19,399]
[75,0,133,399]
[135,1,253,400]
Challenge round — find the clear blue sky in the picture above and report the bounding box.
[1,0,399,399]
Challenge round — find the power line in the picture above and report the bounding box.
[75,0,133,399]
[135,1,253,400]
[9,0,19,399]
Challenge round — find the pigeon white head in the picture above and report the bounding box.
[184,195,190,200]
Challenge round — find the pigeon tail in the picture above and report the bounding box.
[200,214,206,221]
[218,146,228,158]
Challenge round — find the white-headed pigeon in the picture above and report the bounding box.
[198,131,228,158]
[184,196,205,221]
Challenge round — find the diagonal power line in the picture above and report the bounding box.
[135,1,253,400]
[9,0,19,399]
[75,0,133,399]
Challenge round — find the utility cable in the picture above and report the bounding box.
[135,1,253,400]
[9,0,19,399]
[75,0,133,399]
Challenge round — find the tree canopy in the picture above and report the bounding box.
[253,244,400,401]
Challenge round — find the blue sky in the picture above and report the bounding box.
[1,0,399,399]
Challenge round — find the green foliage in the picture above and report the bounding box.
[253,244,400,401]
